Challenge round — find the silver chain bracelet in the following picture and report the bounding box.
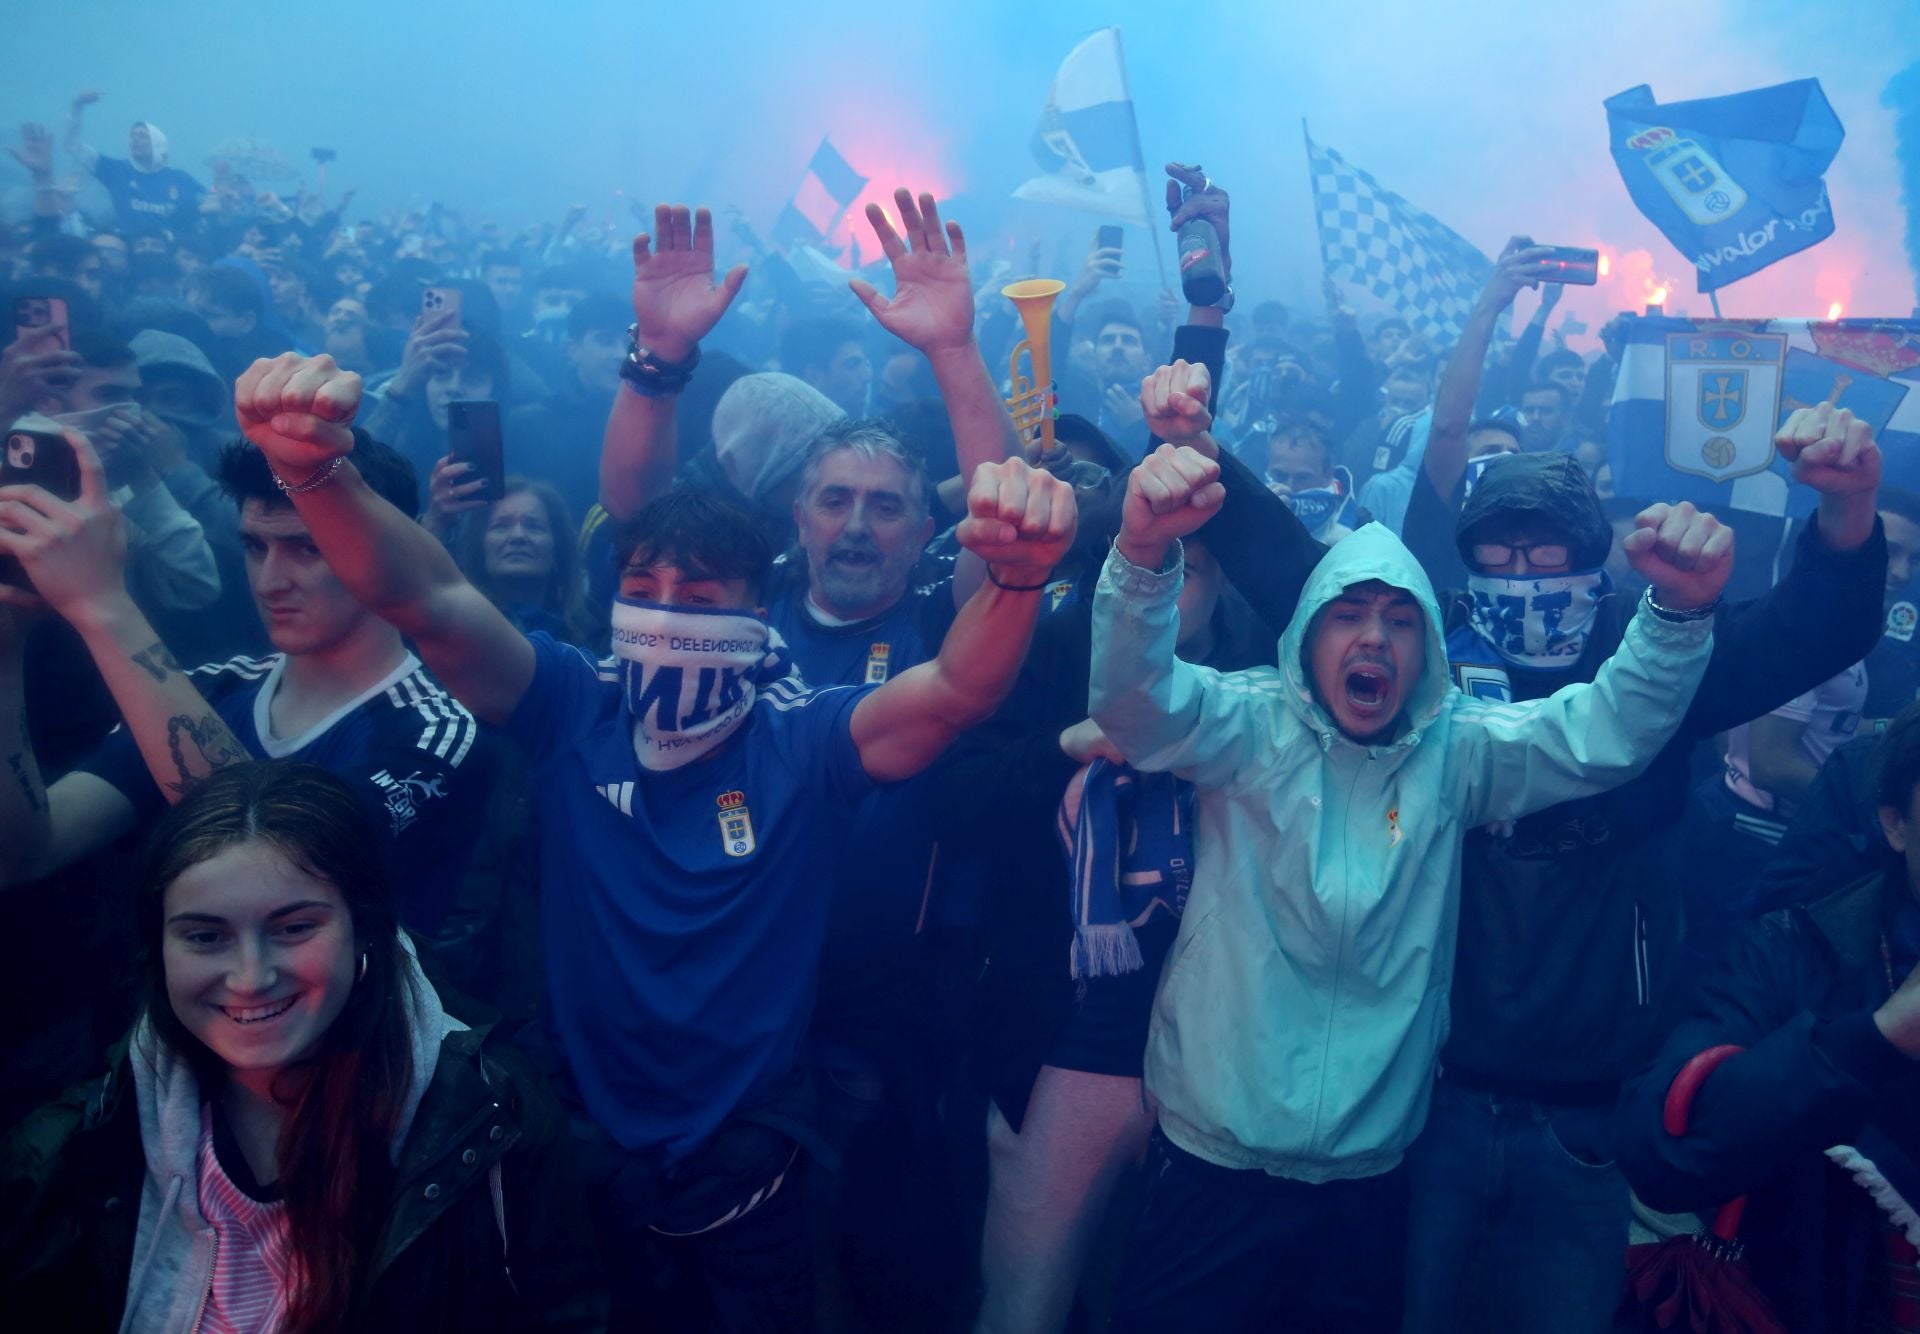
[272,456,347,496]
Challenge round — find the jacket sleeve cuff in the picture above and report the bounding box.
[1171,324,1230,366]
[1811,1008,1914,1089]
[1100,539,1184,602]
[1630,599,1717,653]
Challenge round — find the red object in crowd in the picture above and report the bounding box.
[1621,1044,1790,1334]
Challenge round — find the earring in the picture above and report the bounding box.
[357,951,369,982]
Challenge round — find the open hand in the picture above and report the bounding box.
[1623,501,1733,611]
[0,430,127,621]
[8,124,54,183]
[851,188,976,356]
[1140,360,1213,444]
[1118,443,1225,570]
[1777,401,1882,498]
[630,204,746,363]
[956,456,1077,583]
[235,353,361,480]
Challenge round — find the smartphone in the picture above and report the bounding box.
[1096,224,1124,253]
[421,285,463,328]
[1538,246,1600,286]
[13,295,70,352]
[447,400,505,502]
[0,418,81,589]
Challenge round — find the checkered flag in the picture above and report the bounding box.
[1307,134,1492,346]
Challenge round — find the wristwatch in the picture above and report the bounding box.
[620,323,700,397]
[1208,285,1235,314]
[1642,586,1718,623]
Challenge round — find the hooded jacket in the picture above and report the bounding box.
[1088,522,1714,1182]
[1438,486,1886,1100]
[0,941,606,1331]
[1616,872,1920,1334]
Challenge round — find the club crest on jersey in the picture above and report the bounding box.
[1888,600,1917,644]
[865,643,892,684]
[717,789,756,858]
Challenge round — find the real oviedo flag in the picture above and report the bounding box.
[1608,315,1920,519]
[1604,80,1844,293]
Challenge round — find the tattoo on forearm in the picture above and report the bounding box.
[164,713,246,798]
[131,642,183,683]
[6,751,42,814]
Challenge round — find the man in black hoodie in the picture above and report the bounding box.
[1617,706,1920,1334]
[1400,395,1888,1328]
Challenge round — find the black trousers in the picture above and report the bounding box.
[1109,1128,1409,1334]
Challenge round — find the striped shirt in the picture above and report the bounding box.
[195,1104,291,1334]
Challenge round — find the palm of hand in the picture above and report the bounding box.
[878,257,973,349]
[635,254,726,344]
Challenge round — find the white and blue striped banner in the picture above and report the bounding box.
[1608,316,1920,517]
[1012,28,1151,224]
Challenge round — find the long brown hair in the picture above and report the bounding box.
[139,761,414,1334]
[453,475,593,641]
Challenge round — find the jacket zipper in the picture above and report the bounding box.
[1633,903,1650,1007]
[189,1229,218,1334]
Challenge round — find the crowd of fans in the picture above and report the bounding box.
[0,91,1915,1334]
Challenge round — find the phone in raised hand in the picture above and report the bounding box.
[421,285,463,331]
[1536,246,1600,286]
[447,400,505,502]
[0,415,82,589]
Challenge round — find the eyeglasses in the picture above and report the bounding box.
[1470,542,1571,568]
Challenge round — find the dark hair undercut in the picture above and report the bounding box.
[612,487,775,599]
[217,435,420,519]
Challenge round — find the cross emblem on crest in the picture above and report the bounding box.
[1673,156,1715,193]
[1703,374,1744,425]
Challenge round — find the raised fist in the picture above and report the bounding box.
[234,353,362,480]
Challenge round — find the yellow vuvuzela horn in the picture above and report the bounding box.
[1003,277,1067,455]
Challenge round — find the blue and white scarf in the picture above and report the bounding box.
[1058,759,1195,980]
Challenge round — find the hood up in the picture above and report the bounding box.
[1455,451,1612,571]
[1276,520,1451,743]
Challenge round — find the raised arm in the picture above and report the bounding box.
[63,90,100,173]
[0,430,245,797]
[235,354,535,724]
[850,188,1020,605]
[1138,358,1325,636]
[1088,444,1271,790]
[1461,503,1732,825]
[1424,238,1554,498]
[850,457,1074,783]
[599,205,748,520]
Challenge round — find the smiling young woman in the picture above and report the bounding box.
[1,761,606,1332]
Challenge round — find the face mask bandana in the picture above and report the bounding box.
[1271,466,1356,541]
[1280,485,1343,537]
[1466,570,1609,669]
[610,597,792,771]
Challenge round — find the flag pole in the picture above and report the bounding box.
[1303,119,1334,312]
[1112,28,1170,289]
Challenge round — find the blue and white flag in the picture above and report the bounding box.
[773,136,868,250]
[1012,28,1151,224]
[1306,135,1493,347]
[1605,81,1844,294]
[1608,316,1920,517]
